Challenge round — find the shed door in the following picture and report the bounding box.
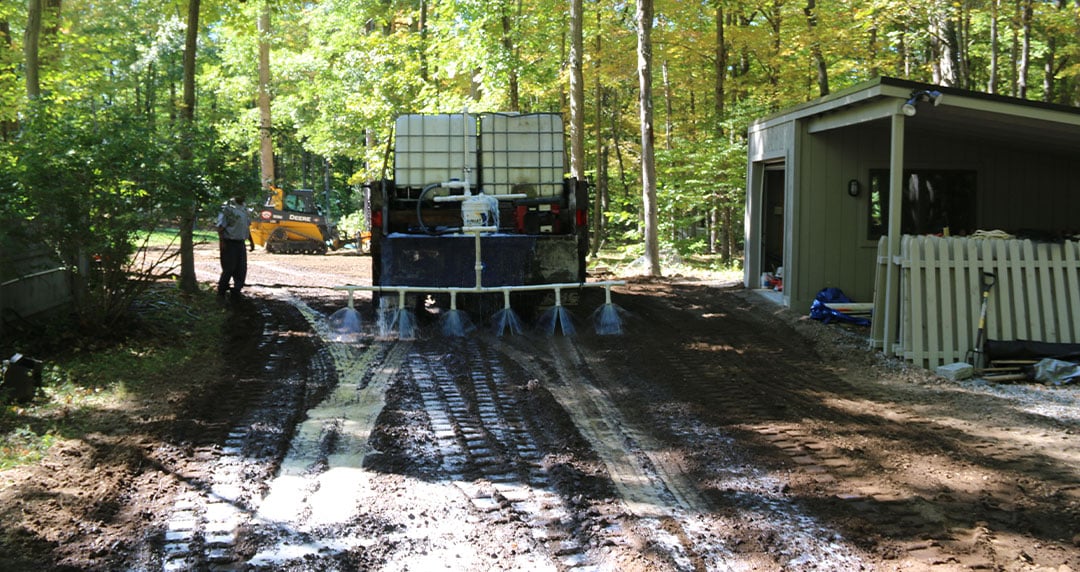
[761,167,785,274]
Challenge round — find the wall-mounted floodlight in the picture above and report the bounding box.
[901,89,944,117]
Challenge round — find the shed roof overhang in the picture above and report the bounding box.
[751,76,1080,155]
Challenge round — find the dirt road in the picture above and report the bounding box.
[1,245,1077,571]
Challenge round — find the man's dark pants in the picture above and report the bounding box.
[218,239,248,296]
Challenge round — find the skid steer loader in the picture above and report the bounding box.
[249,186,342,254]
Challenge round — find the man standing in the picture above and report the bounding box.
[216,195,255,300]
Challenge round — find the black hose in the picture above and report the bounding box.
[415,183,465,235]
[416,183,442,235]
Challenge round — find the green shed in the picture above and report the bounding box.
[744,76,1080,365]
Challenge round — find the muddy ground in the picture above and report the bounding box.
[0,243,1077,571]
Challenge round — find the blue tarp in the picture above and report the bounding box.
[809,287,870,326]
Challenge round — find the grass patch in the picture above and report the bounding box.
[0,284,226,468]
[139,228,217,248]
[0,426,57,470]
[590,245,743,283]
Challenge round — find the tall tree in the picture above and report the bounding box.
[989,0,1000,93]
[1042,0,1068,103]
[637,0,660,277]
[1018,0,1032,98]
[177,0,200,294]
[712,2,727,256]
[713,2,726,132]
[258,1,275,188]
[804,0,829,96]
[569,0,584,181]
[500,1,520,111]
[24,0,42,98]
[590,6,606,258]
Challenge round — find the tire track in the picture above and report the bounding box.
[159,303,312,570]
[244,296,407,565]
[493,335,715,570]
[499,336,706,517]
[406,340,598,570]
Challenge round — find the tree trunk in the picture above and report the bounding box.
[470,67,481,101]
[1043,0,1067,103]
[419,0,428,82]
[591,145,608,258]
[867,24,879,79]
[637,0,660,277]
[502,1,521,112]
[929,9,949,85]
[169,80,177,123]
[708,204,717,254]
[989,0,999,93]
[0,20,14,139]
[1018,0,1032,99]
[24,0,42,99]
[178,0,201,295]
[569,0,584,180]
[258,2,275,188]
[610,94,630,199]
[662,59,672,149]
[764,1,782,95]
[900,28,910,78]
[722,206,733,262]
[714,3,726,134]
[804,0,829,96]
[590,8,604,258]
[945,3,972,89]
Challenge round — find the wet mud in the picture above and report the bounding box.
[0,248,1077,571]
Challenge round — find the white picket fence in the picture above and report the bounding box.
[872,235,1080,369]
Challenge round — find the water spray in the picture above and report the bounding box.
[440,291,476,337]
[592,284,625,336]
[491,289,524,337]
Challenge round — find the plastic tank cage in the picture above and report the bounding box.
[393,113,565,201]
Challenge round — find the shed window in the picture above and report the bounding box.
[868,169,976,239]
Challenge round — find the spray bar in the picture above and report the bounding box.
[334,281,625,307]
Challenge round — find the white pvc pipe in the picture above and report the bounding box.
[332,281,624,296]
[474,231,483,288]
[434,193,527,203]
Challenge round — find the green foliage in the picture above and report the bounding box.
[13,100,252,332]
[0,286,226,470]
[138,228,218,249]
[0,141,21,237]
[337,209,368,240]
[15,102,163,330]
[0,425,56,470]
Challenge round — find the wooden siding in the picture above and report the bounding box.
[787,120,1080,314]
[748,120,794,162]
[872,235,1080,369]
[790,121,888,311]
